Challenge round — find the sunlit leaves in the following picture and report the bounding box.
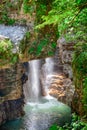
[36,0,77,34]
[76,0,87,5]
[36,0,87,37]
[0,40,12,53]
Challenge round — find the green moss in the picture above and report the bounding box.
[72,43,87,114]
[0,39,18,65]
[28,36,56,58]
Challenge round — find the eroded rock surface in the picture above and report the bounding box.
[0,63,25,125]
[48,72,74,106]
[57,37,75,79]
[0,30,27,125]
[48,38,75,106]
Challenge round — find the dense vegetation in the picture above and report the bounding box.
[0,39,18,66]
[35,0,87,115]
[36,0,87,40]
[23,0,57,58]
[72,43,87,115]
[49,113,87,130]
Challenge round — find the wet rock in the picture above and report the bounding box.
[0,98,25,125]
[62,50,73,64]
[21,73,28,84]
[57,38,74,80]
[57,37,75,64]
[63,64,73,79]
[49,73,75,106]
[57,37,86,115]
[49,38,75,106]
[0,63,25,125]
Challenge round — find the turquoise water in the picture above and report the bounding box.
[0,97,71,130]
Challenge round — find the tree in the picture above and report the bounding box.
[36,0,87,36]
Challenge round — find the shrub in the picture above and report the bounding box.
[0,39,18,65]
[49,113,87,130]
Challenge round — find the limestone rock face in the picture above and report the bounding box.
[49,72,75,106]
[0,25,27,54]
[0,30,29,125]
[57,37,86,115]
[0,63,25,125]
[49,37,75,106]
[57,37,75,79]
[0,32,27,125]
[63,64,73,79]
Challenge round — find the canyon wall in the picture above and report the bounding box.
[49,38,75,106]
[0,26,27,125]
[0,63,25,125]
[53,37,87,116]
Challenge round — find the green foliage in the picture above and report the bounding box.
[83,77,87,112]
[0,1,15,25]
[35,1,47,24]
[36,0,87,36]
[0,13,15,25]
[25,31,30,38]
[0,39,18,65]
[23,0,35,14]
[33,0,57,58]
[49,124,58,130]
[49,113,87,130]
[64,7,87,43]
[73,43,87,74]
[76,0,87,5]
[36,0,76,31]
[19,31,30,53]
[28,36,56,58]
[72,43,87,114]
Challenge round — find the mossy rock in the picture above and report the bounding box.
[0,37,19,66]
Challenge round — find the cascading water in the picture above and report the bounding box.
[24,58,55,101]
[24,60,41,102]
[41,57,55,96]
[41,57,62,97]
[0,57,71,130]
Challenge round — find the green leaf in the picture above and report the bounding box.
[49,124,58,130]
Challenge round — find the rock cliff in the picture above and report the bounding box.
[0,63,25,125]
[49,38,75,106]
[0,27,27,125]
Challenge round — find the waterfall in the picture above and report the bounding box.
[24,57,55,102]
[29,60,41,101]
[24,59,42,102]
[41,57,55,96]
[45,58,54,75]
